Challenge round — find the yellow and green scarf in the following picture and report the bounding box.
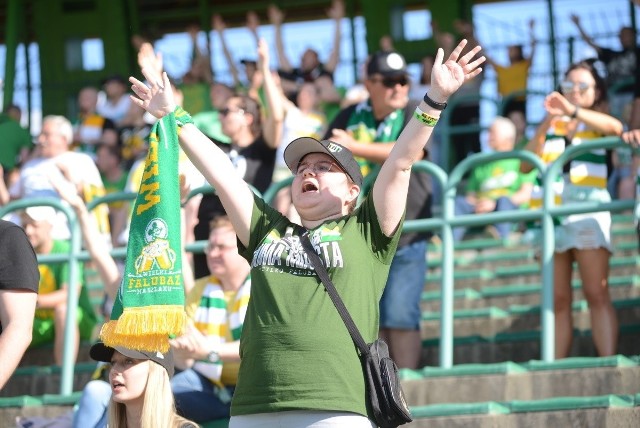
[100,112,187,352]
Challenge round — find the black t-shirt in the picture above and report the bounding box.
[599,47,638,90]
[194,136,276,278]
[0,220,39,334]
[324,102,433,247]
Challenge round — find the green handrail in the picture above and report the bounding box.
[0,197,81,395]
[2,136,633,393]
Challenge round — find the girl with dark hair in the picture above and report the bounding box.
[522,60,623,359]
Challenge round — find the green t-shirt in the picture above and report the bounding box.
[36,240,96,327]
[0,114,32,170]
[232,193,402,418]
[466,158,535,206]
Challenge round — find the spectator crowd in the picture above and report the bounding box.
[1,4,640,426]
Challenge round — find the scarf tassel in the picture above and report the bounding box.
[100,305,186,353]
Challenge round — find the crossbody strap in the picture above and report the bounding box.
[301,233,370,356]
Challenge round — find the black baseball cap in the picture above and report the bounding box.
[284,137,363,187]
[367,51,408,78]
[90,342,175,377]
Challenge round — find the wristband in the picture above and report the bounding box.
[174,106,194,128]
[414,107,439,127]
[570,106,580,119]
[423,92,448,110]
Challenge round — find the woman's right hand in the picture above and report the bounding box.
[129,69,176,119]
[544,91,574,117]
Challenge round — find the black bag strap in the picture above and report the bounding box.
[301,232,370,357]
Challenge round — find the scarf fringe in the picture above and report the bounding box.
[100,305,186,353]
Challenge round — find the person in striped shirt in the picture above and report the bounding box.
[169,215,251,423]
[521,60,623,359]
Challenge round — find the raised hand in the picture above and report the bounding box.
[268,4,284,25]
[129,69,176,119]
[429,39,485,102]
[257,38,270,67]
[246,11,260,32]
[212,14,226,32]
[327,0,344,20]
[137,42,163,82]
[544,91,574,117]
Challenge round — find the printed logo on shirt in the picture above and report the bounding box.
[251,226,344,275]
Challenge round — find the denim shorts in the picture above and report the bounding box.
[379,240,427,330]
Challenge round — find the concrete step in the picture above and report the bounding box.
[407,396,639,428]
[401,356,640,405]
[420,323,640,365]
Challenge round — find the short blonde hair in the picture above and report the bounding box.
[43,115,73,145]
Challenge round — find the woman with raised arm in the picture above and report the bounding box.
[521,61,623,359]
[129,39,484,427]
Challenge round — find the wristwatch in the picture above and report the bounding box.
[207,350,220,363]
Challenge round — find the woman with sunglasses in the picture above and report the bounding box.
[129,39,484,427]
[521,61,623,359]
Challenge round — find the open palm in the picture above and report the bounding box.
[129,69,176,119]
[430,39,485,102]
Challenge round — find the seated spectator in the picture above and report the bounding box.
[20,206,97,365]
[9,115,110,243]
[95,143,128,246]
[97,75,132,128]
[72,86,119,156]
[453,116,535,242]
[89,342,197,428]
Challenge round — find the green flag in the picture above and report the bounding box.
[100,112,186,353]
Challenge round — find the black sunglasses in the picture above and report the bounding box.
[370,76,410,88]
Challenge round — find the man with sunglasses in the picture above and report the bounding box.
[323,50,432,369]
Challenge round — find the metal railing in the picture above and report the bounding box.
[1,136,635,392]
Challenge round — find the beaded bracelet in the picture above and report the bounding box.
[414,107,439,127]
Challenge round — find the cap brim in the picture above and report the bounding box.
[283,137,335,172]
[89,342,150,363]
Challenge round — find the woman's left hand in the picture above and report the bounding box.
[429,39,485,103]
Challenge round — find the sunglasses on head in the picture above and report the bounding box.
[560,81,593,94]
[370,75,410,88]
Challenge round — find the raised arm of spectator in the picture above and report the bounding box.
[373,40,484,236]
[129,70,255,246]
[212,14,241,88]
[246,11,261,47]
[527,18,537,63]
[138,42,164,83]
[324,0,344,73]
[570,14,600,52]
[258,38,285,149]
[51,171,121,300]
[268,4,293,73]
[520,114,554,173]
[187,24,214,85]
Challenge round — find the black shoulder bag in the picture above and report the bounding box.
[301,234,412,428]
